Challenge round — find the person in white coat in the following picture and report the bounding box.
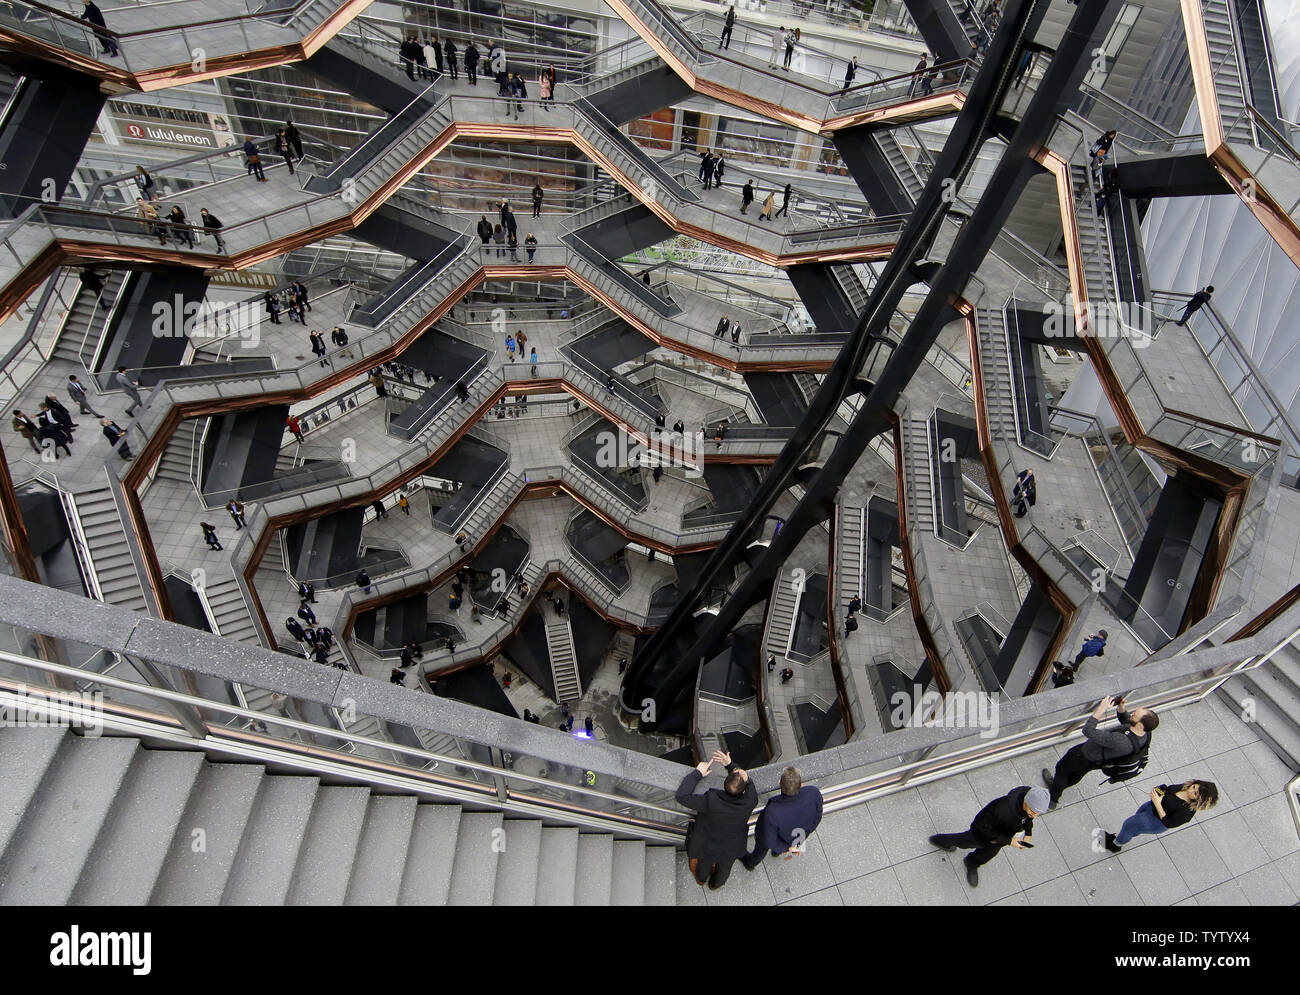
[770,27,786,68]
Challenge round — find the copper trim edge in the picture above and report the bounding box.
[0,0,374,92]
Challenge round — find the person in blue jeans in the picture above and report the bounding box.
[1104,780,1217,852]
[1073,628,1108,670]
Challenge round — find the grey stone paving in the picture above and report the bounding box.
[718,693,1298,906]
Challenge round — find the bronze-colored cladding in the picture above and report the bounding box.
[325,480,709,648]
[823,498,856,740]
[0,116,898,328]
[0,0,375,92]
[394,568,656,685]
[1228,581,1300,641]
[104,251,800,637]
[1177,0,1300,264]
[0,439,42,585]
[1034,147,1255,646]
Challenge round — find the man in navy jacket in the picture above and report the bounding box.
[742,767,823,869]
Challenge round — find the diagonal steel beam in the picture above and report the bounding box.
[623,0,1129,724]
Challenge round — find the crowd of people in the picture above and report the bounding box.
[396,32,557,119]
[12,368,140,463]
[125,121,304,253]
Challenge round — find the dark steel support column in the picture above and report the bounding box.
[623,0,1066,720]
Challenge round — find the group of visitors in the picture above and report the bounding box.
[679,693,1207,892]
[263,279,311,327]
[677,756,823,889]
[928,693,1198,886]
[396,33,557,117]
[475,200,539,263]
[126,122,301,252]
[12,372,137,462]
[285,606,339,668]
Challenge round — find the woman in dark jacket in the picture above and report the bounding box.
[444,37,459,79]
[675,750,758,889]
[1104,780,1217,851]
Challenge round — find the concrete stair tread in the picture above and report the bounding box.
[446,811,504,905]
[344,795,420,905]
[0,735,139,904]
[285,785,372,905]
[397,805,462,905]
[0,727,70,859]
[222,775,321,905]
[535,826,579,905]
[149,763,265,905]
[70,749,206,905]
[491,818,543,906]
[610,839,647,905]
[643,845,678,905]
[573,833,614,905]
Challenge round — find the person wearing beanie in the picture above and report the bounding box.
[930,785,1051,887]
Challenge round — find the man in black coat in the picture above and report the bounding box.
[400,35,422,80]
[81,1,118,56]
[1175,285,1214,326]
[463,42,479,84]
[285,617,307,642]
[741,766,823,869]
[930,785,1050,887]
[675,749,758,889]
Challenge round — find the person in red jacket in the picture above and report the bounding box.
[286,414,304,443]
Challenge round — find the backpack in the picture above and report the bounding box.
[1098,731,1149,784]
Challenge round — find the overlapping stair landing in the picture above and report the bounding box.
[284,505,408,590]
[0,0,357,89]
[0,727,681,905]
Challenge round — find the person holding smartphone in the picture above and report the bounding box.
[930,785,1051,888]
[1103,780,1218,852]
[1041,694,1158,808]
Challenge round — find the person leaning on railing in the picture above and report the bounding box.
[200,209,226,253]
[136,198,166,246]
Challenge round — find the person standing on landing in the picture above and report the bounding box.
[675,749,757,890]
[742,767,823,869]
[1041,695,1157,808]
[1104,780,1218,852]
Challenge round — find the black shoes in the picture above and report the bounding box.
[1104,832,1123,853]
[1039,768,1059,808]
[964,859,979,888]
[929,835,957,853]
